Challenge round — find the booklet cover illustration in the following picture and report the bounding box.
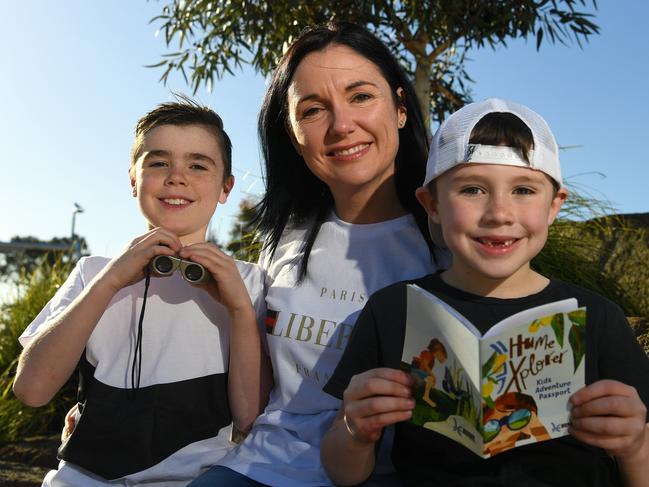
[401,284,586,458]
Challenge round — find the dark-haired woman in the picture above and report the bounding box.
[190,21,449,486]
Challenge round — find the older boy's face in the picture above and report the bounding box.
[130,124,233,245]
[422,163,567,296]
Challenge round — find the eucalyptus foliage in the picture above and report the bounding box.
[225,198,262,263]
[150,0,599,133]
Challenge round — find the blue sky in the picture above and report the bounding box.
[1,1,647,259]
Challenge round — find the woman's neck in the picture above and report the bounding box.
[331,178,407,224]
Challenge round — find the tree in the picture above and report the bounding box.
[225,198,262,262]
[150,0,599,133]
[0,235,89,283]
[149,0,649,319]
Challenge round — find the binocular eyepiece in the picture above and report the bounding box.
[149,255,210,283]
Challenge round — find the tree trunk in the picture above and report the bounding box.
[414,59,432,141]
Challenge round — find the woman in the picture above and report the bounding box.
[191,21,448,486]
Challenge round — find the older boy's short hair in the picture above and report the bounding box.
[130,93,233,180]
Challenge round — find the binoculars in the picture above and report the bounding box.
[149,255,210,283]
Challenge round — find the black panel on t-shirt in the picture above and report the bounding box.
[59,355,231,480]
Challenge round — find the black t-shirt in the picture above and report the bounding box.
[325,274,649,487]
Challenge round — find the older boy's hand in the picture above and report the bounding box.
[569,380,648,460]
[61,403,80,442]
[178,243,252,314]
[101,227,182,292]
[342,368,415,444]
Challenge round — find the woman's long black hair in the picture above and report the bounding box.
[254,21,435,280]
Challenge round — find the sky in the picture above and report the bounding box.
[1,1,648,262]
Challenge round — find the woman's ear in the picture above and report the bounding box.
[396,87,407,128]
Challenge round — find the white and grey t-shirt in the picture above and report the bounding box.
[217,212,449,486]
[20,255,266,487]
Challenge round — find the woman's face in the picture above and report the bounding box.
[286,44,406,200]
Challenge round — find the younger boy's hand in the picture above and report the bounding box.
[178,243,252,314]
[101,227,182,292]
[569,379,648,460]
[342,368,415,444]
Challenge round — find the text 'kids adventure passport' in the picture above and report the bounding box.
[401,284,586,458]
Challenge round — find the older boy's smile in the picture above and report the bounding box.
[161,197,192,206]
[159,196,195,209]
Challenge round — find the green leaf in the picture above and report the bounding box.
[568,322,586,372]
[481,351,497,378]
[568,308,586,328]
[144,60,168,68]
[483,395,496,412]
[550,313,565,348]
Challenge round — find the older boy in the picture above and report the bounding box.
[321,98,649,486]
[13,96,272,486]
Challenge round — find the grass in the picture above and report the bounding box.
[534,184,648,318]
[0,259,77,442]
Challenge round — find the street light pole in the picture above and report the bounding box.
[71,203,84,255]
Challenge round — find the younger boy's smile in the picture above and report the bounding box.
[474,236,521,254]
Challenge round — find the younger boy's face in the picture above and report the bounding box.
[130,124,233,245]
[418,163,567,296]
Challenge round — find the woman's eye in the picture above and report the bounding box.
[302,106,321,118]
[352,92,372,103]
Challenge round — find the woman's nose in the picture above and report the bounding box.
[328,104,356,137]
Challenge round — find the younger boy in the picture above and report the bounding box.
[321,98,649,486]
[13,96,272,486]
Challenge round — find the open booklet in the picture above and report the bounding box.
[401,284,586,458]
